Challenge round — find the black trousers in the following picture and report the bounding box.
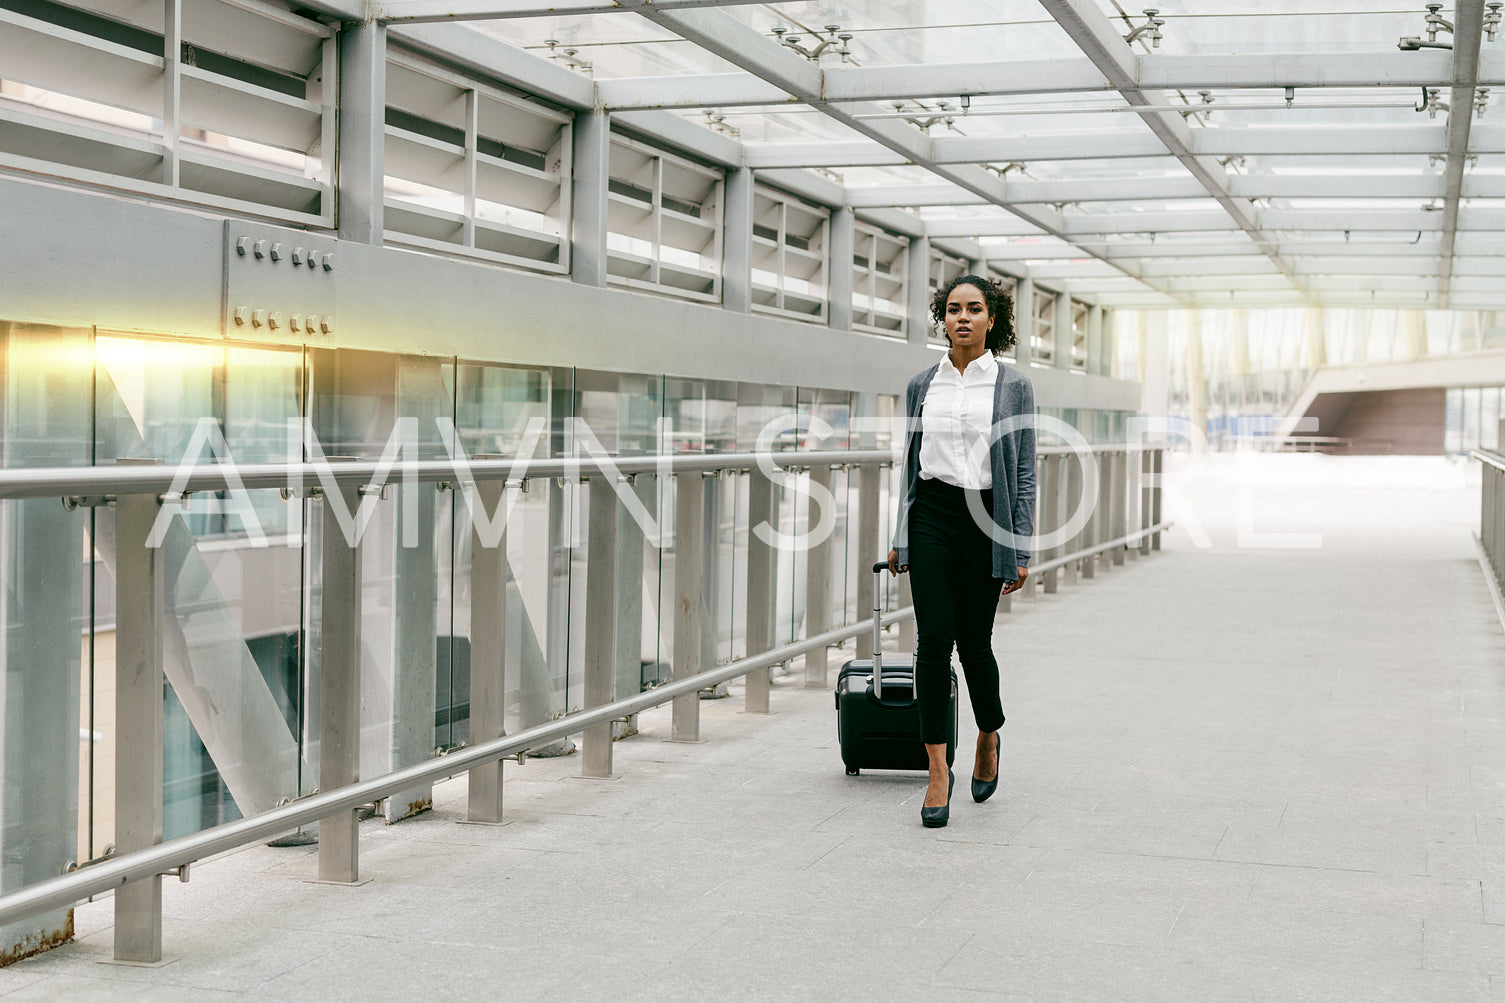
[907,477,1007,746]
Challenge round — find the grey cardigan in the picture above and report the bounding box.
[890,360,1037,580]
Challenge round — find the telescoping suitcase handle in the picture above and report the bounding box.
[870,560,890,698]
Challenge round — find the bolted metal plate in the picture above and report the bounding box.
[225,222,337,343]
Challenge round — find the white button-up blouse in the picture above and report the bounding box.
[918,350,998,490]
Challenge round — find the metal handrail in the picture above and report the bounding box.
[0,606,912,927]
[1471,448,1505,474]
[0,442,1161,502]
[1029,520,1176,576]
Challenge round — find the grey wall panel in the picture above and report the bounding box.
[0,177,224,338]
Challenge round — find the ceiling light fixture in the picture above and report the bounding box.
[1123,9,1164,48]
[770,25,853,63]
[541,40,592,75]
[1398,4,1455,50]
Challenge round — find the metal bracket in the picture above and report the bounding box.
[61,495,117,511]
[357,482,392,500]
[62,844,116,874]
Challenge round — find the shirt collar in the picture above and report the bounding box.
[937,351,998,381]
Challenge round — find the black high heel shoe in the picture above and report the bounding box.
[921,770,954,828]
[971,731,1000,803]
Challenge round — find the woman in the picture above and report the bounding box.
[887,274,1036,829]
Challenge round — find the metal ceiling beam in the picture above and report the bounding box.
[742,123,1486,169]
[845,173,1489,208]
[629,6,1195,304]
[1037,0,1309,303]
[744,132,1171,168]
[980,238,1459,260]
[1438,1,1486,309]
[596,51,1499,110]
[927,207,1505,238]
[378,0,773,23]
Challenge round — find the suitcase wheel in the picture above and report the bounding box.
[845,766,860,776]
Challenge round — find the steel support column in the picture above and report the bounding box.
[162,0,180,188]
[908,234,931,346]
[1014,277,1034,367]
[1054,286,1073,370]
[1088,304,1104,375]
[571,109,611,287]
[670,471,704,741]
[581,478,619,777]
[723,167,754,313]
[828,207,854,332]
[113,471,165,963]
[337,19,386,244]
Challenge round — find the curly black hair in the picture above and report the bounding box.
[929,274,1017,356]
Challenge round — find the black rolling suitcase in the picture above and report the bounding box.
[835,561,957,776]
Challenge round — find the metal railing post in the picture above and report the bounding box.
[1064,448,1082,585]
[1080,450,1099,580]
[318,480,363,884]
[1020,453,1040,601]
[1111,451,1127,567]
[1041,453,1060,594]
[113,467,164,964]
[804,463,832,689]
[1126,446,1141,561]
[855,462,879,659]
[1151,448,1164,551]
[467,477,506,822]
[581,477,619,778]
[1095,448,1115,573]
[744,464,774,714]
[1487,464,1499,586]
[670,471,705,742]
[1140,447,1154,556]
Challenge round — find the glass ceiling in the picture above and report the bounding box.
[453,0,1502,311]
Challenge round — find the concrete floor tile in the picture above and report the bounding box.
[1424,919,1505,976]
[1485,881,1505,924]
[934,935,1222,1001]
[1010,810,1229,859]
[1213,957,1492,1002]
[1249,866,1483,922]
[0,973,244,1002]
[0,968,49,997]
[1164,902,1424,972]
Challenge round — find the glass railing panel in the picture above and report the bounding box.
[0,323,91,939]
[94,334,304,840]
[304,348,454,817]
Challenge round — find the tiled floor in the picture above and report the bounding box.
[2,453,1502,1001]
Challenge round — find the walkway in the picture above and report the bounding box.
[1,453,1501,1001]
